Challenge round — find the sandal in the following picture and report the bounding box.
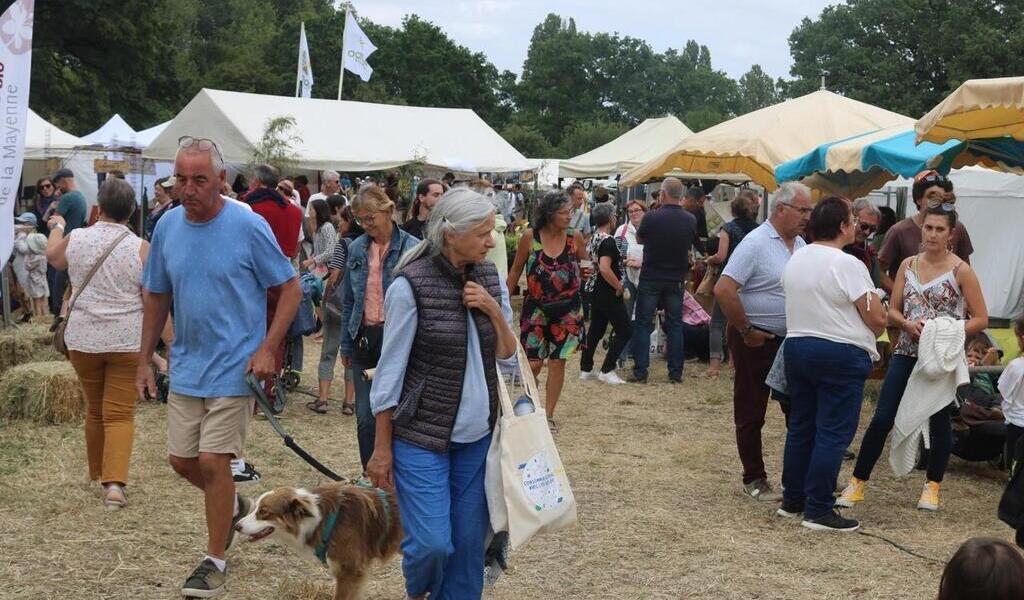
[305,400,328,414]
[341,402,355,416]
[547,417,558,434]
[103,484,127,510]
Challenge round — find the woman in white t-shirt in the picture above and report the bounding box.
[776,196,887,533]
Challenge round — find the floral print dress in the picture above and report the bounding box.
[520,228,585,360]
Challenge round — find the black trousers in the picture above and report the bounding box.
[580,294,632,374]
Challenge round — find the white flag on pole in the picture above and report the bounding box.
[296,21,313,98]
[0,0,35,269]
[342,11,376,82]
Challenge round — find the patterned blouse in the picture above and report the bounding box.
[64,222,144,353]
[892,261,966,357]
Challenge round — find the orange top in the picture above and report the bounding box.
[362,240,390,325]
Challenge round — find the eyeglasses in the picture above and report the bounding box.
[779,201,812,215]
[914,170,949,186]
[178,136,224,161]
[40,183,53,189]
[627,208,644,215]
[859,222,877,233]
[353,214,378,227]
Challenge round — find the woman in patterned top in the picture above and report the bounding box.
[839,205,988,512]
[507,190,589,432]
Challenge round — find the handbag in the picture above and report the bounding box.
[694,262,719,312]
[51,230,132,357]
[485,342,577,549]
[353,323,384,367]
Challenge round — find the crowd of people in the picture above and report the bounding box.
[12,133,1024,598]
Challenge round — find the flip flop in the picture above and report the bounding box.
[305,400,328,414]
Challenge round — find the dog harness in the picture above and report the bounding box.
[312,480,393,567]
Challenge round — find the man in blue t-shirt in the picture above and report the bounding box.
[136,137,300,598]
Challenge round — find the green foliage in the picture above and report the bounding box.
[738,65,780,114]
[250,116,302,172]
[786,0,1024,117]
[500,123,554,158]
[556,120,629,158]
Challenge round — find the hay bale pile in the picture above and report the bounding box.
[0,323,59,375]
[0,361,84,424]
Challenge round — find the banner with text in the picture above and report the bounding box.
[296,21,313,98]
[0,0,34,268]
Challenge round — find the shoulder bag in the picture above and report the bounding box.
[52,230,132,357]
[485,342,577,549]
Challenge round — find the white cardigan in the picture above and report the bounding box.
[889,317,969,477]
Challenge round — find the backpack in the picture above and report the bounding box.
[288,272,321,337]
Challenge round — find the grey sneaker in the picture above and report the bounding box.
[181,559,226,598]
[224,495,251,551]
[743,478,783,502]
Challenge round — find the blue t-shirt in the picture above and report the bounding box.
[142,201,296,397]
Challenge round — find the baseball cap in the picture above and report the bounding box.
[15,212,37,226]
[52,167,74,182]
[159,177,176,189]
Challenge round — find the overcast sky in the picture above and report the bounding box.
[356,0,840,81]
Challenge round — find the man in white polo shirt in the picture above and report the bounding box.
[303,170,341,257]
[714,181,811,503]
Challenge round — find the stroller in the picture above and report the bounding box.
[264,272,322,413]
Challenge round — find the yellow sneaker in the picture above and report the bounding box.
[835,477,866,508]
[917,481,940,511]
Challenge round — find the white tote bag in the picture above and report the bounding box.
[485,344,577,549]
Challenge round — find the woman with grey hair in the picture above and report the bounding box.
[366,187,516,599]
[46,178,151,510]
[579,203,631,384]
[507,190,589,433]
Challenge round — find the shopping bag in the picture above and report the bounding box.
[485,343,577,549]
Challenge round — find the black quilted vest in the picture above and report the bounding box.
[391,254,501,452]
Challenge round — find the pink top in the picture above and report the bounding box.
[362,240,390,325]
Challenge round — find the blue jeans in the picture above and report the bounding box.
[631,279,684,380]
[351,356,375,470]
[392,434,491,600]
[853,353,954,482]
[782,338,872,519]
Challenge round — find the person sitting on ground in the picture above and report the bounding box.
[403,178,443,241]
[579,203,632,385]
[778,196,886,533]
[966,334,1002,395]
[840,205,988,512]
[714,181,812,503]
[937,537,1024,600]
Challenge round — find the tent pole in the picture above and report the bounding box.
[1,268,11,328]
[337,10,348,101]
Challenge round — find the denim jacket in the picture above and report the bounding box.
[339,223,418,357]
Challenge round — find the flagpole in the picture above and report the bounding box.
[337,10,348,101]
[296,22,303,97]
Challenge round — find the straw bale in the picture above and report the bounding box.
[0,361,84,424]
[0,323,59,374]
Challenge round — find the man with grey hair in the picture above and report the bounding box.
[843,198,882,283]
[714,181,811,502]
[136,137,300,597]
[305,170,342,255]
[628,176,696,383]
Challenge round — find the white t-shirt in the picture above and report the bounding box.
[782,243,880,361]
[999,357,1024,427]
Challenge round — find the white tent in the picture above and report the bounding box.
[25,109,86,159]
[143,89,531,173]
[83,114,138,148]
[136,121,170,148]
[876,167,1024,320]
[559,116,694,178]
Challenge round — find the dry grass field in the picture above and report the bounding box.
[0,340,1016,599]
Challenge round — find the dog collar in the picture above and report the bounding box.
[313,508,341,566]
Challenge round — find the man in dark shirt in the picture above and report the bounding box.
[48,168,87,315]
[401,178,443,240]
[684,186,709,253]
[630,177,696,383]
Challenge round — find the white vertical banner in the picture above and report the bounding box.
[296,21,313,98]
[342,11,376,82]
[0,0,34,268]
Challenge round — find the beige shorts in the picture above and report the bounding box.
[167,392,254,458]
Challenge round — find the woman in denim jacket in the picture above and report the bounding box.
[340,184,418,469]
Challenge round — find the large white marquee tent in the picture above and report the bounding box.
[143,89,531,174]
[559,116,694,179]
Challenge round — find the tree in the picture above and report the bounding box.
[786,0,1024,117]
[738,65,780,114]
[557,120,629,158]
[250,116,302,172]
[500,123,554,158]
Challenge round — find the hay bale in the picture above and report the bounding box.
[0,361,84,424]
[0,324,60,375]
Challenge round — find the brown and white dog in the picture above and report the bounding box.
[235,482,402,600]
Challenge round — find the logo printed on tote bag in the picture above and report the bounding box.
[518,450,564,511]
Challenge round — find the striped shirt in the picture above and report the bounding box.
[720,220,804,337]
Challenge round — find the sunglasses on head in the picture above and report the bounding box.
[915,171,949,186]
[928,201,956,212]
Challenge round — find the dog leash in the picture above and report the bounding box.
[246,373,346,482]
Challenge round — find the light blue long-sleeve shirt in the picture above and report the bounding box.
[370,274,516,444]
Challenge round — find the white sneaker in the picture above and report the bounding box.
[579,370,598,381]
[598,371,627,385]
